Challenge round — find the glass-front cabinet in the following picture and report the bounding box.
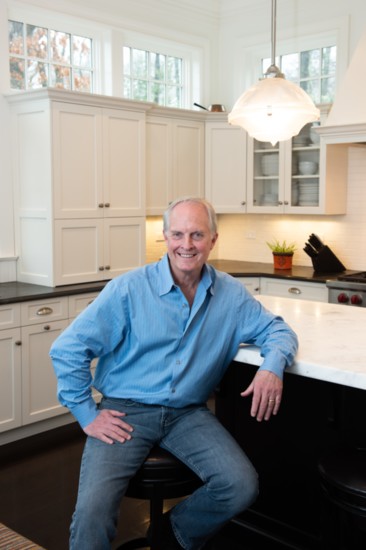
[247,122,322,214]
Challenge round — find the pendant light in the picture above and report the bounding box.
[228,0,320,145]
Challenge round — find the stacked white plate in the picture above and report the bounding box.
[261,154,279,176]
[293,135,309,147]
[260,193,278,206]
[298,181,318,206]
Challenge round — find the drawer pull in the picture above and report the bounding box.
[288,287,301,295]
[43,325,51,331]
[15,340,22,346]
[36,306,53,316]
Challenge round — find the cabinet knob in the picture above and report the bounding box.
[104,203,110,208]
[278,201,283,205]
[43,325,51,331]
[240,201,246,206]
[15,340,22,346]
[99,266,105,271]
[105,265,110,270]
[37,306,53,316]
[98,203,104,208]
[284,201,289,205]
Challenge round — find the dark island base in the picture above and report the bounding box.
[215,361,366,550]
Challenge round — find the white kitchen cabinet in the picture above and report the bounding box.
[236,277,260,295]
[0,304,21,432]
[7,89,148,287]
[54,217,145,284]
[260,277,328,302]
[246,119,346,215]
[146,110,205,215]
[20,297,69,424]
[205,120,247,213]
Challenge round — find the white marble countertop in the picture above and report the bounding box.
[234,295,366,390]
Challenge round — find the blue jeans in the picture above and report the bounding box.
[70,398,258,550]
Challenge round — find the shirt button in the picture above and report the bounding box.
[171,388,176,393]
[176,360,181,365]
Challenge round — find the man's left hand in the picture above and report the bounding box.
[240,370,283,421]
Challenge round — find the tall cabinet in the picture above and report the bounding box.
[8,89,149,287]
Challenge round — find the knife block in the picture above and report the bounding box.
[311,245,346,273]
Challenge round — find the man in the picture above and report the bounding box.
[50,197,298,550]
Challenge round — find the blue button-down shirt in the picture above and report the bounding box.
[50,255,298,428]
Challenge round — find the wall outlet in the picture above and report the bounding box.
[246,231,256,239]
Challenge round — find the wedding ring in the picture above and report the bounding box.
[268,399,275,403]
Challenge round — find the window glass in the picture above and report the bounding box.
[8,19,93,93]
[123,46,183,107]
[261,45,336,104]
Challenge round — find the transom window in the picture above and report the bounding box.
[8,20,93,92]
[123,46,184,108]
[262,46,337,104]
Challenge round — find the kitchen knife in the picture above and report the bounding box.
[308,233,324,251]
[304,242,318,258]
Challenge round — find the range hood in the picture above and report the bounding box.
[319,26,366,143]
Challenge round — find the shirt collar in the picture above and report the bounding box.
[158,253,214,296]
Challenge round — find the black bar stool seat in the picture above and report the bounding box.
[318,448,366,549]
[117,446,201,550]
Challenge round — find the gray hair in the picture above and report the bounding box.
[163,197,218,235]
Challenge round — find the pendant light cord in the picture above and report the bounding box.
[271,0,276,66]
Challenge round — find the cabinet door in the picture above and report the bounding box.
[54,219,104,285]
[236,277,260,295]
[205,122,247,213]
[146,117,173,214]
[52,102,103,219]
[173,119,205,199]
[246,138,287,213]
[0,328,22,432]
[103,109,146,217]
[103,217,146,277]
[21,319,69,425]
[260,278,328,302]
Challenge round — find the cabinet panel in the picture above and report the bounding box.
[21,319,68,425]
[68,293,99,318]
[103,109,145,216]
[21,297,68,325]
[103,217,146,277]
[205,123,247,213]
[146,118,172,214]
[0,303,21,330]
[236,277,260,295]
[0,328,22,432]
[260,278,327,302]
[173,120,204,199]
[53,102,103,219]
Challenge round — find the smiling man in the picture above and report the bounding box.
[50,196,298,550]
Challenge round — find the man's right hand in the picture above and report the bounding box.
[83,409,134,444]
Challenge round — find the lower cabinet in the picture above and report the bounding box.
[0,292,101,436]
[237,276,327,302]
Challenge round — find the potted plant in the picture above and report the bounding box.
[266,239,297,270]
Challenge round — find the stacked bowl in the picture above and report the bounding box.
[261,154,279,176]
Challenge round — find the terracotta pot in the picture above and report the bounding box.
[273,253,293,270]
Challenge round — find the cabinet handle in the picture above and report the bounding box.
[104,203,110,208]
[43,325,51,331]
[278,201,283,205]
[99,266,105,271]
[15,340,22,346]
[284,201,289,205]
[240,201,246,206]
[288,287,301,295]
[36,306,53,316]
[105,265,110,270]
[98,203,104,208]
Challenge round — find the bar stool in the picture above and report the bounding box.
[117,446,201,550]
[318,447,366,549]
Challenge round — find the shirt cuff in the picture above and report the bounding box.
[70,398,99,428]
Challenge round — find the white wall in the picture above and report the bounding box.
[2,0,366,281]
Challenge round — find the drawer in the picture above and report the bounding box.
[68,293,99,319]
[21,297,68,325]
[260,278,327,302]
[0,303,21,330]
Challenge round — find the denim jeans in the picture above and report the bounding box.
[70,398,258,550]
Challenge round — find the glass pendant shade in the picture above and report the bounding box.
[228,76,320,145]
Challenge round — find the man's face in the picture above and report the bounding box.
[163,201,218,281]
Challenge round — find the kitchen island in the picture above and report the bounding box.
[217,295,366,550]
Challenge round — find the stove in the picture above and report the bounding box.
[326,272,366,307]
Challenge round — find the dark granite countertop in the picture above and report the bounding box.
[0,260,356,305]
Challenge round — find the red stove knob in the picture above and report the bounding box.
[351,294,363,305]
[337,292,349,303]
